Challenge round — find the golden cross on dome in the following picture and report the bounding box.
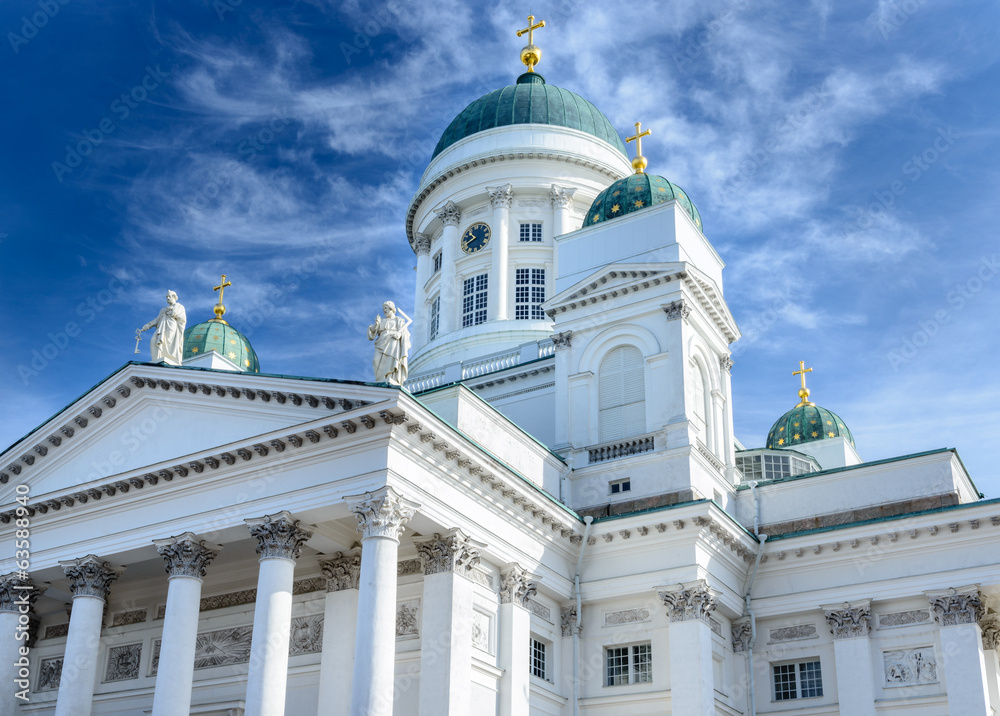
[516,15,545,72]
[792,360,815,407]
[212,274,232,321]
[626,121,652,174]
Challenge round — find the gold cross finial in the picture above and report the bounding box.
[212,274,232,322]
[516,15,545,73]
[626,121,652,174]
[792,360,814,406]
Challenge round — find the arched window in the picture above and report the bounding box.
[599,346,646,442]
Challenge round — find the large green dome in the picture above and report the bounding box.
[586,173,703,231]
[183,319,260,373]
[765,403,854,450]
[432,73,626,159]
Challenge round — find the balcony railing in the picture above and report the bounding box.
[588,435,655,464]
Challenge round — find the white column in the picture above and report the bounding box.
[243,511,313,716]
[823,600,876,716]
[412,234,432,349]
[345,486,419,716]
[730,618,752,716]
[150,533,222,716]
[719,356,737,479]
[929,586,992,716]
[983,619,1000,713]
[317,550,362,716]
[550,184,576,238]
[487,184,513,321]
[498,563,535,716]
[437,202,461,335]
[659,580,718,716]
[414,529,484,715]
[54,555,124,716]
[0,574,41,716]
[552,332,572,451]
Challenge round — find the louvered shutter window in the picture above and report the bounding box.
[599,346,646,442]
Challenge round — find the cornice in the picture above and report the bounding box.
[545,269,682,317]
[1,373,374,486]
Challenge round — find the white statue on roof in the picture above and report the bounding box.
[136,290,187,366]
[368,301,411,386]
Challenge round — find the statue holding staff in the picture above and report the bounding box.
[367,301,412,386]
[136,290,187,366]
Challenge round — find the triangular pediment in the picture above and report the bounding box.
[0,362,393,498]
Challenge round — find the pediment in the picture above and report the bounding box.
[0,363,390,497]
[544,262,740,344]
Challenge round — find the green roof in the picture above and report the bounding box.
[585,173,703,231]
[183,319,260,373]
[432,73,626,159]
[765,403,854,450]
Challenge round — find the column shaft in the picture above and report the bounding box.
[151,577,204,716]
[940,624,991,715]
[245,558,296,716]
[668,619,715,716]
[413,234,432,350]
[497,602,530,716]
[437,203,461,335]
[488,185,512,322]
[1,611,26,716]
[53,596,105,716]
[832,637,876,715]
[318,589,359,715]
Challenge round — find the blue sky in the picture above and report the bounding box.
[2,1,999,495]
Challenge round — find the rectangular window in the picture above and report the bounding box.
[462,274,488,327]
[773,660,823,701]
[606,643,652,686]
[433,251,442,273]
[429,295,440,341]
[610,478,631,494]
[519,222,543,242]
[515,268,546,320]
[530,638,547,680]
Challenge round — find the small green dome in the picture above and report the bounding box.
[432,73,626,159]
[183,319,260,373]
[585,173,703,231]
[765,404,854,450]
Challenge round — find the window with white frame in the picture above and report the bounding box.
[773,660,823,701]
[515,268,545,320]
[606,643,652,686]
[432,251,442,273]
[519,222,542,242]
[610,478,631,494]
[429,295,440,341]
[530,638,547,680]
[462,274,488,327]
[598,346,646,442]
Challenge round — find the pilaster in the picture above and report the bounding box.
[498,563,536,716]
[487,184,513,321]
[437,201,461,335]
[658,580,717,716]
[823,599,875,716]
[317,549,362,716]
[928,585,991,716]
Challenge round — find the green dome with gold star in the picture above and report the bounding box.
[765,404,854,450]
[183,319,260,373]
[585,173,703,231]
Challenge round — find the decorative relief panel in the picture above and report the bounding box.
[111,608,147,627]
[396,599,420,638]
[768,624,817,642]
[878,610,931,628]
[709,617,723,636]
[397,559,422,576]
[193,626,254,669]
[527,599,552,622]
[472,611,492,653]
[289,615,324,656]
[468,567,493,590]
[36,657,62,691]
[43,623,69,639]
[604,608,650,627]
[884,647,938,685]
[104,643,142,682]
[561,606,578,637]
[465,205,489,219]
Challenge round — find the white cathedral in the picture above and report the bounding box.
[2,18,999,716]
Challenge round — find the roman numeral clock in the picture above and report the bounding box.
[461,222,491,254]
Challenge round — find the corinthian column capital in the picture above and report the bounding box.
[550,184,576,209]
[153,532,222,579]
[345,486,419,541]
[0,572,42,613]
[486,183,513,210]
[414,528,484,576]
[499,563,537,607]
[657,579,718,623]
[436,201,462,227]
[59,555,125,601]
[245,511,313,561]
[319,549,362,591]
[413,233,432,256]
[822,599,872,639]
[927,585,986,626]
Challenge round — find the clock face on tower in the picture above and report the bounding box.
[461,223,491,254]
